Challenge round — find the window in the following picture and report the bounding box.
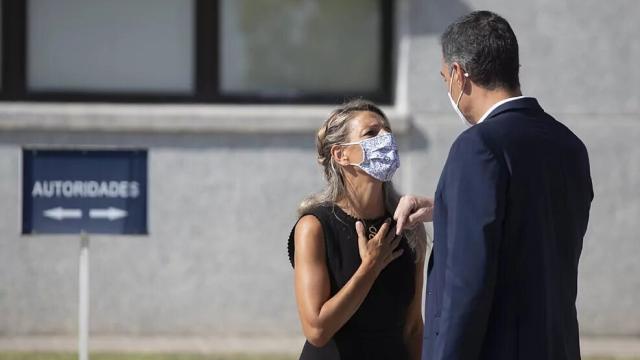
[27,0,194,94]
[0,0,393,104]
[0,1,3,90]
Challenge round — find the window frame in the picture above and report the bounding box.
[0,0,393,105]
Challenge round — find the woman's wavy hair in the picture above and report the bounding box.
[298,99,430,262]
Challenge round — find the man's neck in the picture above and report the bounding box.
[470,87,522,124]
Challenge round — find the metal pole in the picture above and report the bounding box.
[79,232,90,360]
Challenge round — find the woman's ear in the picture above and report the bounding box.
[331,144,350,166]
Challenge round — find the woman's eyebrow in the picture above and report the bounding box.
[360,123,381,135]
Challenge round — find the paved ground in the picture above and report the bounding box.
[0,337,303,355]
[1,336,640,357]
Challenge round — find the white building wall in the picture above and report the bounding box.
[0,0,638,337]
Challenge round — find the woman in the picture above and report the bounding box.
[287,99,429,360]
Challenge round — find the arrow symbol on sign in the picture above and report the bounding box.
[89,207,128,221]
[43,207,83,220]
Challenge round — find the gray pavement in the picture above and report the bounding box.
[1,336,640,357]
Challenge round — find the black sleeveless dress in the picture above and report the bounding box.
[288,203,416,360]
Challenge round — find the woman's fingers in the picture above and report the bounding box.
[395,196,435,235]
[408,206,432,225]
[394,197,414,235]
[376,219,391,240]
[355,221,367,252]
[385,248,405,265]
[356,218,407,269]
[389,233,402,251]
[383,224,397,243]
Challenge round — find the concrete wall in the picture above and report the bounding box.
[0,0,638,337]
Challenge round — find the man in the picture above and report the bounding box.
[394,11,593,360]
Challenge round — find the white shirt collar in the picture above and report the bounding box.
[477,96,532,124]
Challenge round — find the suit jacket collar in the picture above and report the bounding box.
[484,97,542,122]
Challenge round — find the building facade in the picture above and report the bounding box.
[0,0,639,338]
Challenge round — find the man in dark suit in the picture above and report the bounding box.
[394,11,593,360]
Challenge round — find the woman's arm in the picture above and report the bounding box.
[404,256,425,360]
[294,215,403,347]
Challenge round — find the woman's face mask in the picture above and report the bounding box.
[340,132,400,182]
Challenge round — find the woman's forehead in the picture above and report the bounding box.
[349,111,385,130]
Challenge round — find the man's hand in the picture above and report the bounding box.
[393,195,434,235]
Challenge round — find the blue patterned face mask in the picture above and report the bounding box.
[340,132,400,182]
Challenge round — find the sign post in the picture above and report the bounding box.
[79,231,89,360]
[22,149,148,360]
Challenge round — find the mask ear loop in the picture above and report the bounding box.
[337,142,365,167]
[330,156,338,177]
[330,155,348,190]
[450,66,469,106]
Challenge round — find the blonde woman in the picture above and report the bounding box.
[287,99,429,360]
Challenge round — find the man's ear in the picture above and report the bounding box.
[331,144,350,166]
[451,63,466,86]
[451,62,471,94]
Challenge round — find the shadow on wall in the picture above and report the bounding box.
[406,120,429,152]
[404,0,473,153]
[411,0,473,36]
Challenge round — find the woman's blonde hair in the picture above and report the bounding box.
[298,99,429,262]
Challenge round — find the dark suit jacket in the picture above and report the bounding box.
[422,98,593,360]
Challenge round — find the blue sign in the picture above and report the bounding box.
[22,149,148,235]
